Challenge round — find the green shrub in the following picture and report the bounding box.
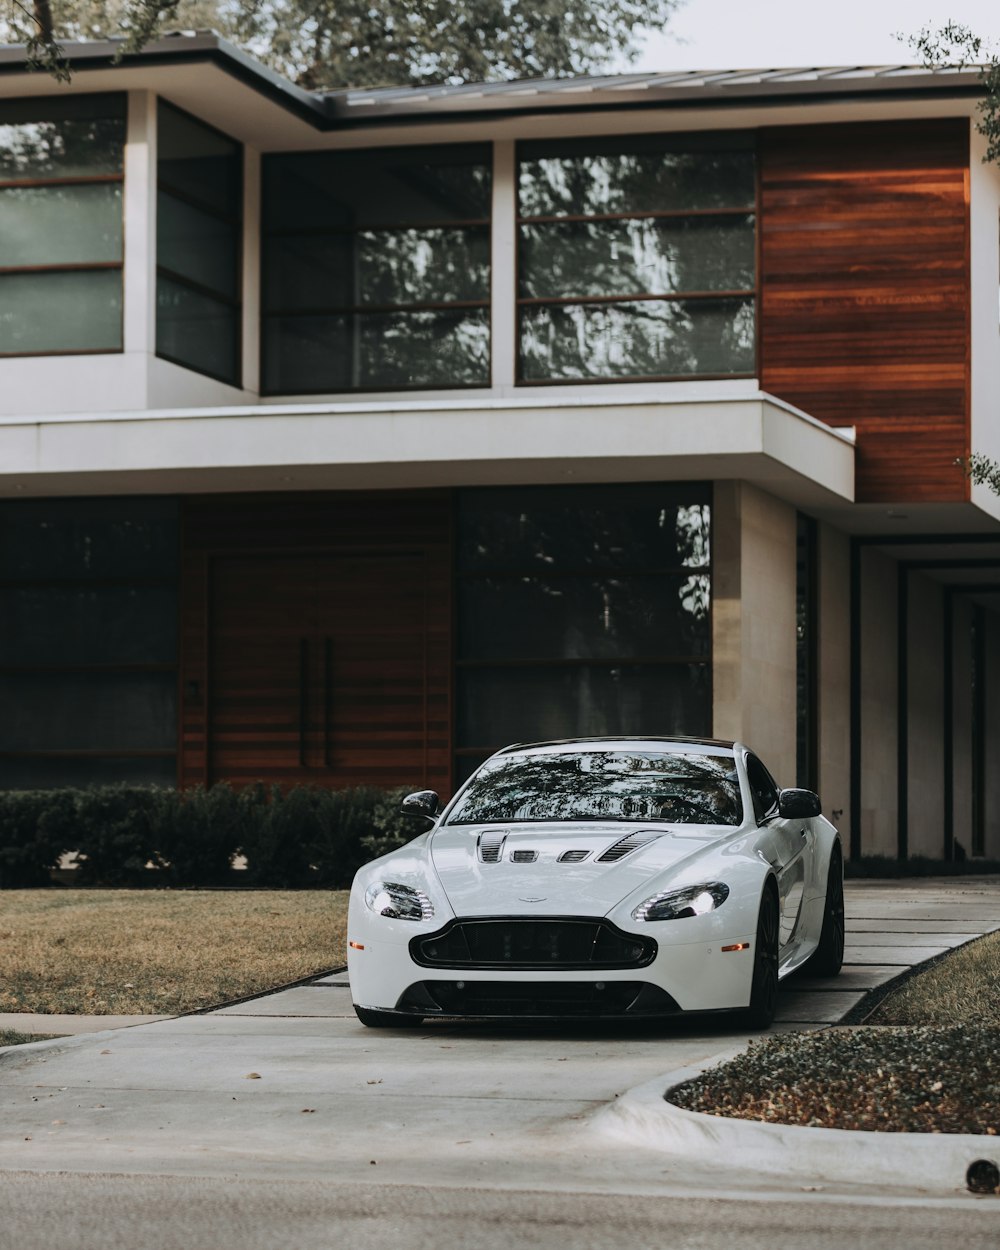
[238,784,322,888]
[0,789,76,887]
[71,785,162,885]
[153,784,242,886]
[0,781,425,888]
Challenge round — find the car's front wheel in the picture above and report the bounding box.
[354,1005,424,1029]
[744,886,779,1029]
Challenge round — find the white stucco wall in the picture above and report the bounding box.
[969,121,1000,525]
[859,548,898,858]
[712,481,797,786]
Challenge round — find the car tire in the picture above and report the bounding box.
[354,1005,424,1029]
[807,845,845,977]
[744,886,779,1029]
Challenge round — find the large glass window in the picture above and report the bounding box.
[0,95,125,355]
[261,145,491,393]
[517,135,756,382]
[456,484,712,781]
[0,498,179,789]
[156,101,242,384]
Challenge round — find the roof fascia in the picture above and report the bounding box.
[0,34,331,129]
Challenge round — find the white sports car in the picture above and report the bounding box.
[347,737,844,1029]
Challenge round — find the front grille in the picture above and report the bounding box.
[399,980,680,1018]
[410,917,656,970]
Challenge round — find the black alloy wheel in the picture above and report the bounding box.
[744,886,779,1029]
[808,845,846,977]
[354,1005,424,1028]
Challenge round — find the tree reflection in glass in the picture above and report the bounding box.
[447,750,743,826]
[517,135,755,382]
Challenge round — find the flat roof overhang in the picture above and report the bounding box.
[0,36,986,147]
[0,392,855,507]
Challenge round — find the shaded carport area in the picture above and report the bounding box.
[849,531,1000,862]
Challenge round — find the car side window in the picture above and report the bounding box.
[745,754,779,823]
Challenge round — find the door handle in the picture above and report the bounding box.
[298,637,308,767]
[323,636,332,768]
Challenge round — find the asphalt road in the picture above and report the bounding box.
[1,1172,998,1250]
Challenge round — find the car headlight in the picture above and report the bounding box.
[632,882,730,922]
[365,881,434,922]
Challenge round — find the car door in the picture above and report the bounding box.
[745,753,807,955]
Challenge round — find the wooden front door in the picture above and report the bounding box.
[208,551,431,788]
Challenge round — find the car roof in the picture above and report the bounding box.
[496,735,738,756]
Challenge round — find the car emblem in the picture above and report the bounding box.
[518,896,547,902]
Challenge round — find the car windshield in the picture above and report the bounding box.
[447,750,743,826]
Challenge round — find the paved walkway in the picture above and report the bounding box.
[13,874,981,1036]
[0,878,997,1196]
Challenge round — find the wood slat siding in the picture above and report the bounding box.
[759,119,970,503]
[178,491,452,795]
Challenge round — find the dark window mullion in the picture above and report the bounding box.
[517,290,756,308]
[264,299,490,318]
[264,218,490,239]
[157,265,240,308]
[518,206,755,225]
[0,173,124,190]
[157,178,240,226]
[457,565,711,579]
[456,657,711,668]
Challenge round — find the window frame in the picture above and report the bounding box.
[0,93,126,358]
[0,496,180,788]
[454,483,714,773]
[155,98,243,387]
[514,132,759,386]
[260,143,493,396]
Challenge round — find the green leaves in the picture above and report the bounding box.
[3,0,681,89]
[906,22,1000,167]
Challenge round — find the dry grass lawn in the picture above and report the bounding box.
[0,889,349,1015]
[868,929,1000,1025]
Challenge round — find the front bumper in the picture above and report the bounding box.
[349,914,756,1018]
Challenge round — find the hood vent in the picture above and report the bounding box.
[478,830,508,863]
[558,850,590,863]
[510,849,538,863]
[597,832,660,863]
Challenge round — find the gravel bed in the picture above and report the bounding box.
[668,1025,1000,1134]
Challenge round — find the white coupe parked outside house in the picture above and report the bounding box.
[347,737,845,1029]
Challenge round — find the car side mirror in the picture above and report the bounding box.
[778,788,822,819]
[400,790,439,823]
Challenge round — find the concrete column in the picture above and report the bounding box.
[490,140,517,392]
[123,90,157,367]
[859,548,898,857]
[817,523,850,830]
[952,595,974,857]
[907,571,944,858]
[711,481,797,786]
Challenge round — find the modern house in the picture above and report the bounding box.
[0,34,998,862]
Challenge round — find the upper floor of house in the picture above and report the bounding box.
[1,34,1000,517]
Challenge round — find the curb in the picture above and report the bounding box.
[592,1055,1000,1194]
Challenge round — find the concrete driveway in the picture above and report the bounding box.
[0,877,998,1237]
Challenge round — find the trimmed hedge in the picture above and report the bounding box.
[0,783,417,889]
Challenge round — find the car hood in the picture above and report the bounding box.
[429,822,731,918]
